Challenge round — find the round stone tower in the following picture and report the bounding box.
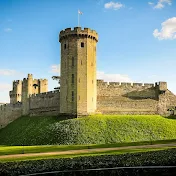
[59,27,98,115]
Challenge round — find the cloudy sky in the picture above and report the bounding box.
[0,0,176,103]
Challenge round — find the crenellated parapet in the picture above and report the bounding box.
[59,27,98,42]
[28,90,60,116]
[0,102,22,112]
[29,90,59,99]
[97,80,155,89]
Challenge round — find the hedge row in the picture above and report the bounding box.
[0,149,176,175]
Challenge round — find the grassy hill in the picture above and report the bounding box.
[0,115,176,146]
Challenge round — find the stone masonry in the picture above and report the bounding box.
[59,27,98,115]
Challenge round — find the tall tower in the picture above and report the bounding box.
[22,74,48,102]
[21,74,48,115]
[59,27,98,116]
[9,80,22,104]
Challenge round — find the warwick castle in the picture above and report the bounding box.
[1,27,176,129]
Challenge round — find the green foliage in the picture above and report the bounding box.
[0,149,176,175]
[1,115,176,145]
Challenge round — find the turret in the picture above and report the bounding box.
[9,80,22,104]
[59,27,98,115]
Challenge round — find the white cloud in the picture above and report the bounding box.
[0,69,22,76]
[97,71,132,82]
[153,17,176,40]
[4,28,12,32]
[50,64,60,75]
[152,0,172,9]
[104,1,124,10]
[148,2,154,5]
[0,83,11,91]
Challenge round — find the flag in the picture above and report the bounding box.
[78,10,83,15]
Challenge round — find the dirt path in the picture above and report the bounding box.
[0,143,176,160]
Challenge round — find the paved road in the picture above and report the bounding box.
[0,143,176,160]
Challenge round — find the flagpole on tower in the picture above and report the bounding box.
[78,10,83,27]
[78,9,79,27]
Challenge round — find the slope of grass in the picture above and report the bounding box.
[0,115,176,145]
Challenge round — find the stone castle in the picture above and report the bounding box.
[1,27,176,129]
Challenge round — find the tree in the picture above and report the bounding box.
[52,76,60,91]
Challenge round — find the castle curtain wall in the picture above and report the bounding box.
[0,103,22,129]
[28,90,60,116]
[97,81,158,115]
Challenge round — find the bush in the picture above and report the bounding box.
[0,149,176,175]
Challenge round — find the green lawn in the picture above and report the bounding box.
[0,115,176,145]
[0,146,174,163]
[0,139,176,156]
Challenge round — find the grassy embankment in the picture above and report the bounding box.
[0,115,176,146]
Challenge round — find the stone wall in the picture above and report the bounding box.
[96,80,176,115]
[0,103,22,129]
[28,90,60,116]
[158,90,176,116]
[0,90,60,128]
[97,80,159,114]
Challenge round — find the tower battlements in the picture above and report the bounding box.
[13,80,22,84]
[59,27,98,42]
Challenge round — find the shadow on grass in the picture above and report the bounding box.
[164,115,176,120]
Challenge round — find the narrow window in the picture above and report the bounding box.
[79,96,80,101]
[72,74,74,84]
[64,44,66,49]
[81,60,82,65]
[81,42,84,48]
[72,57,74,66]
[72,91,74,102]
[79,78,80,83]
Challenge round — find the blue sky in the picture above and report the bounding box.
[0,0,176,103]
